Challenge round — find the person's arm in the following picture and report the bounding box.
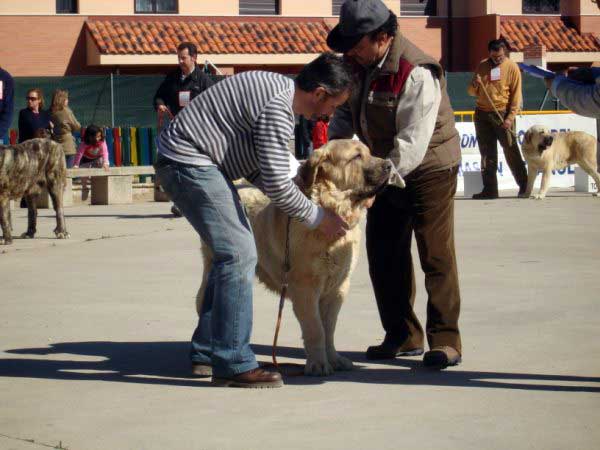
[100,141,109,166]
[0,73,14,139]
[67,108,81,133]
[253,91,324,228]
[467,71,480,97]
[550,76,600,118]
[387,66,442,187]
[199,71,215,92]
[73,142,85,167]
[505,64,522,125]
[246,152,300,192]
[328,100,355,140]
[153,76,170,112]
[17,109,27,143]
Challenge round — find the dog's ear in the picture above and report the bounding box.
[523,129,532,145]
[295,149,327,193]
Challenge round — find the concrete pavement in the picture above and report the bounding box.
[1,191,599,450]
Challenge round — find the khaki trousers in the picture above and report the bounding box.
[474,109,528,194]
[366,166,462,353]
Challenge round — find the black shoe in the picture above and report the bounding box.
[365,342,424,360]
[472,191,499,200]
[423,346,462,370]
[171,205,183,217]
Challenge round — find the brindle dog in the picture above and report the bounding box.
[0,138,69,244]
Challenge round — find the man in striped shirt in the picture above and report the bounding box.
[155,52,353,388]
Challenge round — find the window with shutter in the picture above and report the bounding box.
[400,0,437,16]
[239,0,280,15]
[135,0,178,14]
[522,0,559,14]
[56,0,77,14]
[332,0,344,15]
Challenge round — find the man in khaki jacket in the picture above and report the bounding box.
[468,39,528,199]
[327,0,462,369]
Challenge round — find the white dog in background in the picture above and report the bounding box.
[521,125,600,199]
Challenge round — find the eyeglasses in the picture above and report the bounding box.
[26,97,39,101]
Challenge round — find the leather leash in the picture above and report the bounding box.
[272,216,292,368]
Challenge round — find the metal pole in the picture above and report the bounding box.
[205,59,223,75]
[110,73,115,127]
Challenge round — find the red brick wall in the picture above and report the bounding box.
[577,15,600,35]
[451,15,499,72]
[398,17,445,65]
[0,16,103,76]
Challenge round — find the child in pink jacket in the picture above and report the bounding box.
[73,124,109,170]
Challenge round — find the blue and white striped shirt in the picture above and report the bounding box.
[157,71,321,227]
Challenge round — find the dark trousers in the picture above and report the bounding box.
[366,166,462,353]
[474,109,528,193]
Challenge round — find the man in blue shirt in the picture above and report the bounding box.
[0,67,15,144]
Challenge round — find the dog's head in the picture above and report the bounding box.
[296,139,391,225]
[523,125,554,155]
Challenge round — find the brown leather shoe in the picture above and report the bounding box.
[212,368,283,388]
[472,191,499,200]
[191,363,212,377]
[366,341,424,360]
[423,346,461,369]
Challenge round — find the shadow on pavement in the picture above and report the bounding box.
[62,214,176,220]
[2,341,599,392]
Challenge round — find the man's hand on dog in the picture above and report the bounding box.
[318,208,349,240]
[364,196,376,208]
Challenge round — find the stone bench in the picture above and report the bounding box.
[66,166,158,205]
[11,166,168,209]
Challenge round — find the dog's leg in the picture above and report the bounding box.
[48,182,70,239]
[576,159,600,197]
[319,286,353,372]
[534,169,552,200]
[290,287,333,376]
[0,199,12,245]
[21,195,37,238]
[523,164,537,198]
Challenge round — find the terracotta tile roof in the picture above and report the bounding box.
[500,17,600,52]
[86,17,332,54]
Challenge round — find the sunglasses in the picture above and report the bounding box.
[26,96,39,101]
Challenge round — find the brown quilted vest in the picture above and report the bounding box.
[349,33,461,174]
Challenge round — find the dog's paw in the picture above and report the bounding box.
[532,194,545,200]
[329,353,354,371]
[54,230,70,239]
[517,193,530,199]
[304,358,334,376]
[593,192,599,197]
[20,232,35,239]
[1,238,12,245]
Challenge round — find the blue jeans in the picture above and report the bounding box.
[155,156,258,377]
[65,154,75,168]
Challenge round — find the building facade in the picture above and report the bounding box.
[0,0,598,76]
